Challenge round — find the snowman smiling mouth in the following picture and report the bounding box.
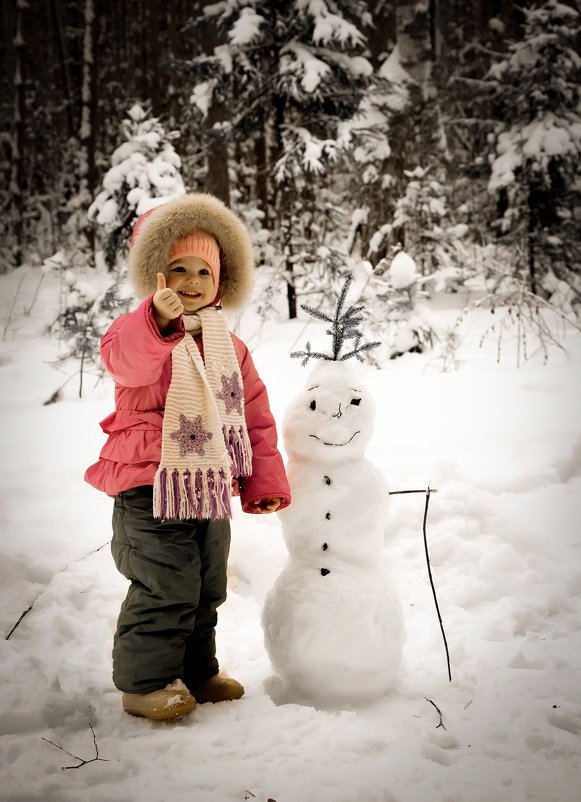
[309,431,361,447]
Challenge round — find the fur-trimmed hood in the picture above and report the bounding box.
[129,193,255,310]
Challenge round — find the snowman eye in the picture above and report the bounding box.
[309,400,317,411]
[350,398,361,406]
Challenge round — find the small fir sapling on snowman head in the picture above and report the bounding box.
[284,275,381,464]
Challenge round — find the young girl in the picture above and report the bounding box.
[85,192,291,721]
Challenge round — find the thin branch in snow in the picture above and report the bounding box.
[5,601,37,640]
[42,723,109,770]
[448,278,580,369]
[23,272,46,317]
[425,698,447,730]
[2,272,26,340]
[5,541,111,639]
[389,488,449,680]
[422,488,452,682]
[389,489,439,495]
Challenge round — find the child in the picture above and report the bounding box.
[85,192,291,721]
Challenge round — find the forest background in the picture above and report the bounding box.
[0,0,580,370]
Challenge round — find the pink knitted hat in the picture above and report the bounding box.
[169,231,221,290]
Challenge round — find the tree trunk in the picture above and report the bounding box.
[395,0,433,99]
[166,0,179,127]
[430,0,447,62]
[205,101,230,204]
[12,0,26,265]
[365,2,396,68]
[271,95,285,219]
[287,270,297,319]
[146,0,161,116]
[280,191,298,320]
[80,0,98,258]
[527,208,537,295]
[270,95,296,319]
[48,0,75,137]
[137,0,148,104]
[254,109,269,225]
[201,16,230,203]
[282,195,298,321]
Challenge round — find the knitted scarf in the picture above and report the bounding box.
[153,307,253,520]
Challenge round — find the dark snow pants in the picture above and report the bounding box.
[111,485,231,694]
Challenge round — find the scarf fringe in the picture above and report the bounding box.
[154,467,232,521]
[223,424,253,477]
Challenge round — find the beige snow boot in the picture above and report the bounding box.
[190,674,244,703]
[122,679,197,721]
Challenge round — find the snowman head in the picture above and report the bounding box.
[283,361,375,463]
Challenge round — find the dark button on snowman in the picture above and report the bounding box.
[262,277,405,706]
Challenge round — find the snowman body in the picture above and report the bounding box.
[262,362,405,704]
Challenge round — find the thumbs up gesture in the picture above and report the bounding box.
[153,272,183,332]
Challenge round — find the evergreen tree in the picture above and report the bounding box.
[88,103,185,269]
[485,0,581,293]
[178,0,376,316]
[291,274,381,364]
[181,0,372,183]
[340,43,414,263]
[48,263,135,400]
[361,249,438,361]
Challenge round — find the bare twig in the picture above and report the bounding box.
[43,370,80,406]
[2,272,26,340]
[425,698,447,730]
[422,488,452,682]
[389,489,439,495]
[42,723,109,770]
[390,488,450,679]
[5,602,37,640]
[451,278,579,368]
[5,541,110,639]
[23,272,45,316]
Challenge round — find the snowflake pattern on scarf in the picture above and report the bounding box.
[170,413,213,458]
[216,372,243,415]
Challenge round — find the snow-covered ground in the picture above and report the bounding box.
[1,265,580,801]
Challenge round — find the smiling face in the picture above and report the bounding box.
[166,255,216,313]
[283,362,376,463]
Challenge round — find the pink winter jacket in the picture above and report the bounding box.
[84,297,291,514]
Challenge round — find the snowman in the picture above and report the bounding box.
[262,278,405,706]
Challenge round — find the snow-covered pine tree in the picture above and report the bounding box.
[49,103,185,398]
[88,103,185,269]
[182,0,372,185]
[361,249,438,361]
[178,1,376,317]
[47,254,137,400]
[367,164,473,291]
[335,43,412,265]
[341,19,476,301]
[485,0,581,296]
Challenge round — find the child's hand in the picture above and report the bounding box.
[153,272,183,330]
[249,497,282,514]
